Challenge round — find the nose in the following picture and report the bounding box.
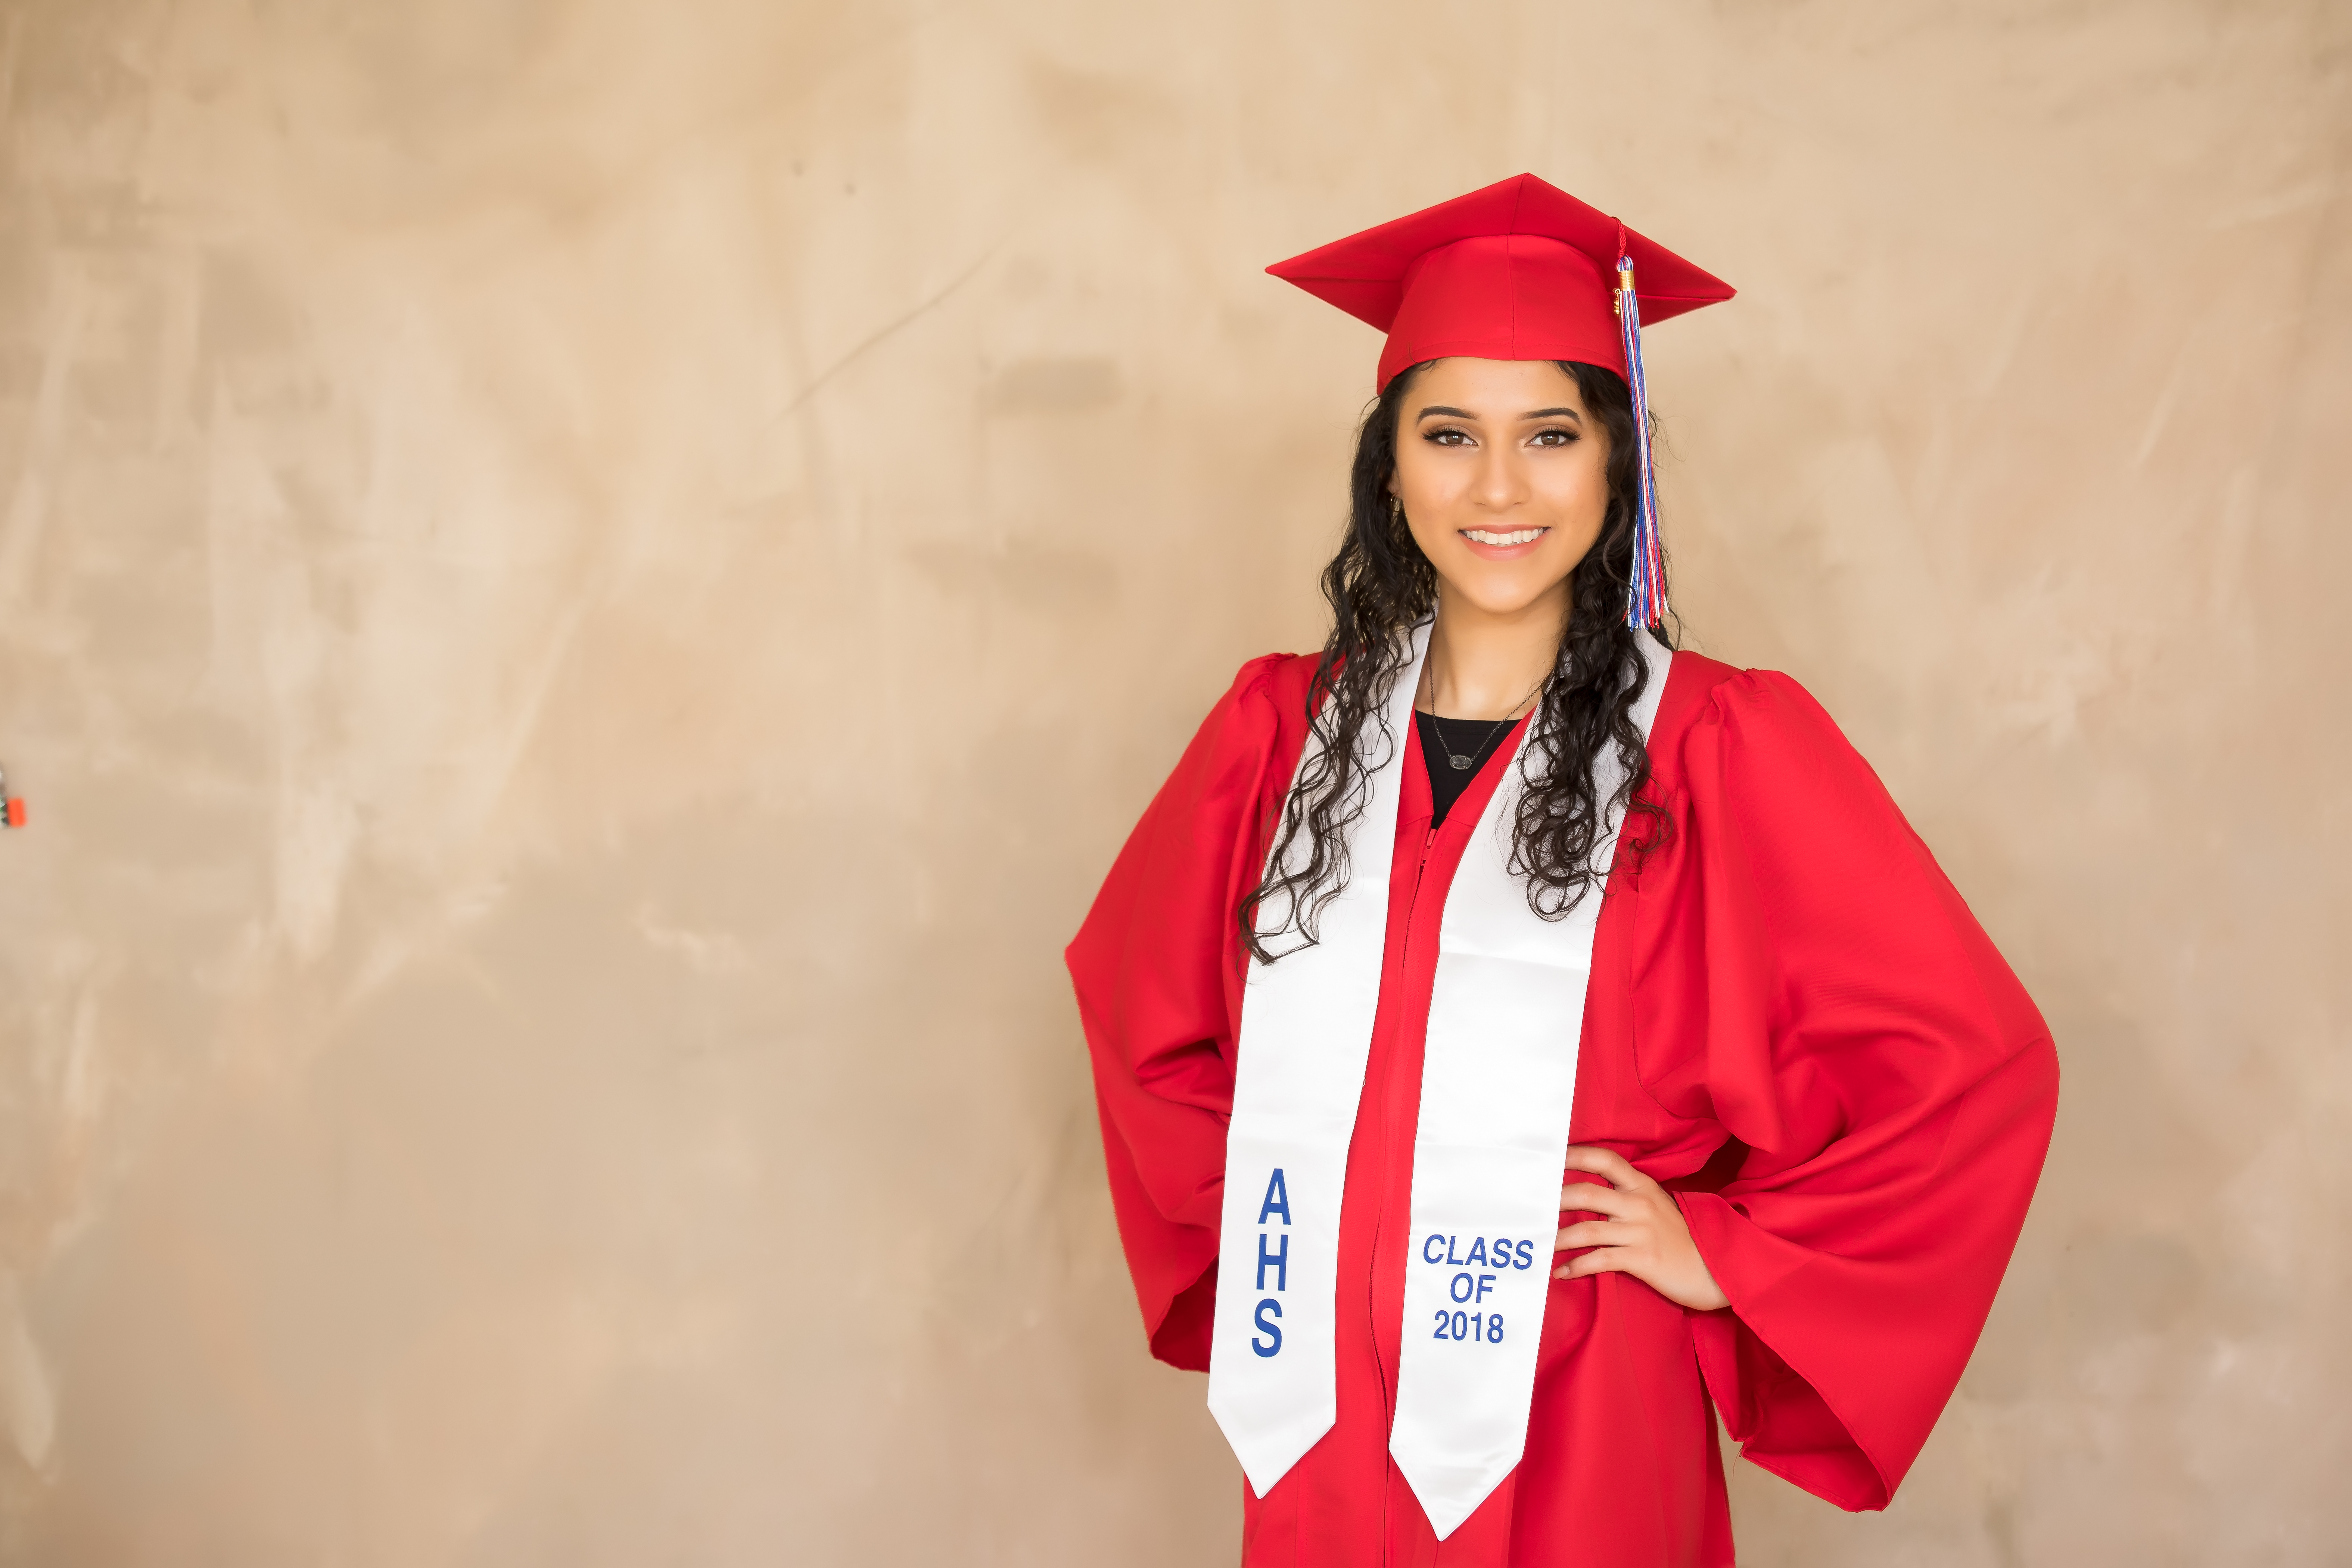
[1472,441,1529,513]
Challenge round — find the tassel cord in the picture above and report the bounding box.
[1615,258,1668,630]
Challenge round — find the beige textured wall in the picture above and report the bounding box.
[0,0,2344,1562]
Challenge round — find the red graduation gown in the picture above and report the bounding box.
[1066,649,2057,1567]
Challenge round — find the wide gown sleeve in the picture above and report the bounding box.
[1642,669,2059,1511]
[1065,654,1300,1371]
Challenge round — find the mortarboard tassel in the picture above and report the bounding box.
[1615,255,1668,630]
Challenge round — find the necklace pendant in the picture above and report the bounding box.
[1448,754,1474,771]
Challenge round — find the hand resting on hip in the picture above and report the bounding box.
[1553,1145,1730,1312]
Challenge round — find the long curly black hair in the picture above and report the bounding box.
[1242,360,1675,964]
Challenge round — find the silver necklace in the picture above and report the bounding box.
[1419,659,1546,772]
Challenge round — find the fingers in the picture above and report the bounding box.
[1551,1152,1684,1289]
[1553,1219,1637,1252]
[1553,1248,1631,1280]
[1558,1180,1638,1218]
[1562,1145,1646,1190]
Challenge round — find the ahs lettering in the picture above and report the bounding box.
[1251,1168,1291,1357]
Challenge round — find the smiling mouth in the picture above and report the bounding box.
[1462,528,1547,546]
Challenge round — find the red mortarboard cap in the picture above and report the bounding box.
[1267,173,1734,389]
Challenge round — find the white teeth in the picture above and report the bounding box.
[1465,528,1545,546]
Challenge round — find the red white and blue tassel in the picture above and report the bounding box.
[1615,255,1667,629]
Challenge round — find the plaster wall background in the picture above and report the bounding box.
[0,1,2346,1562]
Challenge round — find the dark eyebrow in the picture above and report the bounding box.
[1413,405,1585,423]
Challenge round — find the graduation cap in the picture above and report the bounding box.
[1267,174,1733,628]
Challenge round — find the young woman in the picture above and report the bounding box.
[1067,174,2057,1567]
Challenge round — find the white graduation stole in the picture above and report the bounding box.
[1206,622,1672,1539]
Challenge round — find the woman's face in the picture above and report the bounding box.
[1390,357,1612,622]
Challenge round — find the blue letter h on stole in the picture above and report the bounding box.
[1257,1232,1289,1291]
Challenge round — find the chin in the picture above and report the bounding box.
[1437,556,1580,618]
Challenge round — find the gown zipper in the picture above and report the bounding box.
[1373,815,1445,1562]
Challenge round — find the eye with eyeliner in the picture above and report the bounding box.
[1418,421,1580,448]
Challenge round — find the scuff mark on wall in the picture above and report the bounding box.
[0,258,88,610]
[0,1273,54,1474]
